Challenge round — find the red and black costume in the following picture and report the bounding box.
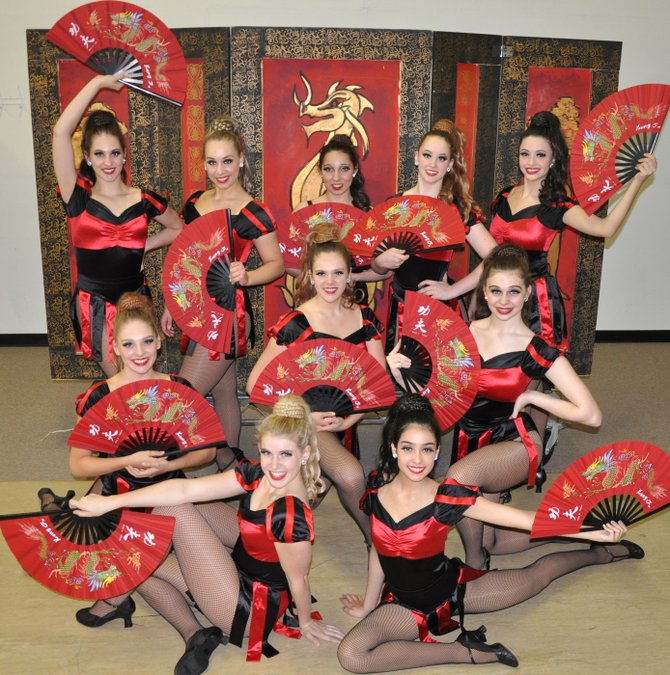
[63,178,169,361]
[229,460,316,661]
[182,193,278,358]
[489,188,577,346]
[363,477,485,640]
[74,375,191,495]
[452,335,561,487]
[385,199,482,350]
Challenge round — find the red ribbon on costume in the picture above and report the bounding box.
[456,428,493,462]
[234,287,247,357]
[78,290,92,359]
[105,302,117,363]
[513,416,539,487]
[247,581,275,661]
[534,278,553,344]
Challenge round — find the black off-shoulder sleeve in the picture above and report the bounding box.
[360,306,383,341]
[75,380,109,416]
[522,334,561,378]
[141,189,169,219]
[236,200,278,240]
[268,311,313,346]
[434,478,481,526]
[267,495,315,543]
[235,459,264,492]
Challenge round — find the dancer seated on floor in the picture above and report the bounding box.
[39,292,215,628]
[71,394,343,675]
[388,242,602,570]
[336,394,642,673]
[247,223,387,547]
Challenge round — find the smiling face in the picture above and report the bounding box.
[309,249,350,303]
[392,424,439,482]
[204,138,243,190]
[259,433,310,489]
[86,132,125,183]
[483,269,530,321]
[113,318,161,377]
[415,134,454,187]
[319,150,356,200]
[518,135,553,184]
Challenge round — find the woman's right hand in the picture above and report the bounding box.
[96,73,125,92]
[373,247,410,271]
[312,411,339,432]
[126,450,166,469]
[386,341,411,382]
[161,308,175,337]
[69,493,114,518]
[300,618,345,646]
[340,593,372,619]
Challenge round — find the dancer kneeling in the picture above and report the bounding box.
[71,395,343,674]
[337,395,642,673]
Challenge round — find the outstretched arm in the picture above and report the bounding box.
[563,153,657,238]
[144,207,183,252]
[340,546,386,619]
[52,74,124,202]
[70,469,244,516]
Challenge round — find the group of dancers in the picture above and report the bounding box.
[40,72,657,674]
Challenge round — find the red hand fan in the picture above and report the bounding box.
[397,291,480,431]
[278,203,364,267]
[0,506,174,599]
[249,338,397,418]
[570,84,670,214]
[531,440,670,539]
[162,210,236,355]
[68,379,226,455]
[341,196,465,265]
[46,1,187,106]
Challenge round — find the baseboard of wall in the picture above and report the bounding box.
[595,330,670,343]
[0,334,49,346]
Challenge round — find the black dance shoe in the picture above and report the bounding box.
[591,539,645,562]
[38,487,75,513]
[456,630,519,667]
[75,596,136,628]
[174,626,228,675]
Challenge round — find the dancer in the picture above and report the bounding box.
[438,243,600,569]
[336,394,641,673]
[247,224,386,545]
[162,116,284,467]
[294,134,371,211]
[486,110,657,346]
[71,395,343,674]
[53,74,182,375]
[52,292,216,629]
[369,122,497,344]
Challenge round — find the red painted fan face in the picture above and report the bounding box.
[319,150,356,202]
[113,319,161,377]
[415,136,454,191]
[204,139,243,191]
[86,132,125,183]
[310,251,351,303]
[393,424,439,482]
[259,434,310,490]
[483,270,530,321]
[518,136,554,185]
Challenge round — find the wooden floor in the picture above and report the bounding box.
[1,477,668,675]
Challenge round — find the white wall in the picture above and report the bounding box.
[1,0,667,333]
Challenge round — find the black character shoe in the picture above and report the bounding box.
[456,630,519,667]
[75,596,136,628]
[38,487,75,513]
[174,626,228,675]
[591,539,645,563]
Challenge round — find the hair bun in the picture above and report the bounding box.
[392,393,434,415]
[305,222,341,247]
[116,292,154,314]
[273,394,310,420]
[209,116,239,134]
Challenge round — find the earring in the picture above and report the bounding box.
[301,458,307,466]
[122,158,126,164]
[239,160,244,167]
[310,277,314,285]
[392,453,398,459]
[86,160,92,166]
[524,297,529,303]
[414,161,418,167]
[446,167,451,173]
[434,455,439,461]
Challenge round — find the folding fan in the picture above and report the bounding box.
[248,338,397,417]
[162,210,236,355]
[531,440,670,539]
[396,291,480,431]
[46,1,187,106]
[68,378,227,456]
[570,83,670,214]
[0,506,174,599]
[278,203,364,267]
[341,196,465,264]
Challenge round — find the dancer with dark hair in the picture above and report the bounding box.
[487,110,657,346]
[52,74,182,375]
[42,292,215,630]
[247,224,386,545]
[161,116,284,468]
[336,394,641,673]
[71,395,343,674]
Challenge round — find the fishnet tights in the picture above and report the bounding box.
[179,344,241,469]
[317,430,370,546]
[137,501,242,642]
[338,543,627,673]
[446,439,539,569]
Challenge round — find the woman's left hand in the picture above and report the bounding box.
[229,260,248,286]
[417,278,452,300]
[589,520,628,543]
[300,618,345,646]
[125,459,169,479]
[69,494,113,518]
[634,152,657,180]
[340,593,371,619]
[511,391,537,418]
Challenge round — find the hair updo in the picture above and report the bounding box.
[258,394,324,502]
[203,116,252,192]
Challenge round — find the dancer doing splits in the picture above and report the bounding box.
[336,395,642,673]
